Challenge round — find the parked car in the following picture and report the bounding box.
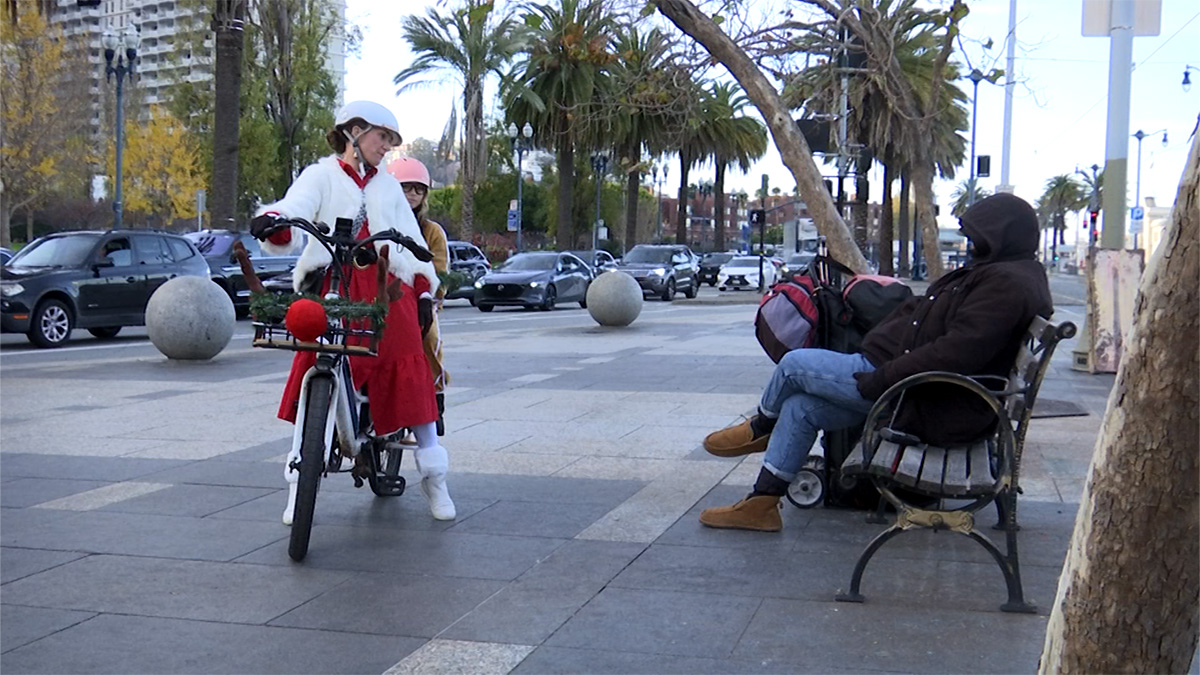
[698,252,736,286]
[445,240,491,304]
[0,247,13,266]
[566,249,619,275]
[616,244,700,301]
[184,230,300,317]
[779,251,817,281]
[718,255,778,291]
[1,230,209,347]
[473,251,592,312]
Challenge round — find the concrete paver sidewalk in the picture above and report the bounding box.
[0,286,1108,674]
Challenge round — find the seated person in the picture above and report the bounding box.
[700,193,1053,532]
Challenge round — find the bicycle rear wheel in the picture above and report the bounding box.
[289,375,333,561]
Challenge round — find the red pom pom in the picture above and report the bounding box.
[285,298,328,342]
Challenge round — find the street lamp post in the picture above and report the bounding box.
[103,27,140,230]
[1130,128,1166,250]
[1183,65,1199,92]
[507,122,533,251]
[590,152,608,251]
[967,68,985,208]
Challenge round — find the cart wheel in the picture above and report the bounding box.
[786,467,826,509]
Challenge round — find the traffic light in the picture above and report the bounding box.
[976,155,991,178]
[1089,209,1099,244]
[749,209,765,227]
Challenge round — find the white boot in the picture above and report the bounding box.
[414,444,456,520]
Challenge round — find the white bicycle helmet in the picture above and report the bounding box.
[335,100,402,146]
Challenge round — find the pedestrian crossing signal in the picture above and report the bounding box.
[749,209,765,226]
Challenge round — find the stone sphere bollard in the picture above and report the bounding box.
[146,276,235,360]
[586,271,643,327]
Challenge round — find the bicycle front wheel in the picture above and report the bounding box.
[289,375,333,562]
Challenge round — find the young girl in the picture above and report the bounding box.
[251,100,456,521]
[385,157,450,434]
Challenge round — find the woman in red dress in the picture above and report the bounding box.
[250,101,455,521]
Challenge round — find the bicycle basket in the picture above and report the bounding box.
[250,294,385,356]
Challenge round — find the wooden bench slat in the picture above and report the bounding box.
[868,440,902,478]
[917,445,946,493]
[843,442,866,475]
[942,448,971,495]
[894,445,924,487]
[966,440,996,492]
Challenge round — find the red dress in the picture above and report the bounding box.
[276,224,439,437]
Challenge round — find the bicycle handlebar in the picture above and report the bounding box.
[269,217,434,264]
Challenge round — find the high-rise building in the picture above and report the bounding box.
[44,0,347,142]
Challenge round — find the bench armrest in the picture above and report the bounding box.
[860,371,1018,485]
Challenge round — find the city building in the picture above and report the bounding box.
[43,0,347,144]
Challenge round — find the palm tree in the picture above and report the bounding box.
[1039,174,1086,262]
[672,80,719,245]
[705,83,767,251]
[395,1,525,241]
[607,25,679,250]
[784,0,967,262]
[505,0,615,249]
[950,180,990,217]
[211,1,246,229]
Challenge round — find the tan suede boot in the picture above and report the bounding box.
[703,418,770,457]
[699,495,782,532]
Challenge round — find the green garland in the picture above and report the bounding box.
[249,292,388,326]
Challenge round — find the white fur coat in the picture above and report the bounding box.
[256,156,439,295]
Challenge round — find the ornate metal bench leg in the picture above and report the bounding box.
[993,494,1021,531]
[836,524,904,603]
[965,525,1037,614]
[866,496,888,524]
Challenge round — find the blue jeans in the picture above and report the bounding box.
[759,349,876,481]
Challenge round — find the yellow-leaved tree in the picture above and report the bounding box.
[111,106,205,226]
[0,5,68,247]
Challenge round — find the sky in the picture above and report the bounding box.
[343,0,1199,235]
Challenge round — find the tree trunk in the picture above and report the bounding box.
[624,169,639,252]
[675,157,690,245]
[0,202,11,249]
[897,169,910,276]
[25,209,34,243]
[880,157,894,276]
[623,138,639,251]
[852,150,871,259]
[714,162,727,252]
[211,0,245,230]
[555,137,574,248]
[460,81,483,241]
[654,0,867,272]
[1038,131,1199,675]
[909,161,944,278]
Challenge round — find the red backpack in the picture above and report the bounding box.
[754,275,820,363]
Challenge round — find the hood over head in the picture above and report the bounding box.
[958,193,1040,264]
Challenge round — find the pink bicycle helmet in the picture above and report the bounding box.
[387,157,431,187]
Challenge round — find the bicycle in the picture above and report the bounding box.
[237,216,434,562]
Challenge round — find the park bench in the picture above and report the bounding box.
[835,315,1076,613]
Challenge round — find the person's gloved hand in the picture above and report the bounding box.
[417,297,433,336]
[250,214,284,241]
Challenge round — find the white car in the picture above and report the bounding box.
[717,255,778,291]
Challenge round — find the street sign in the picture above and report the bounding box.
[1129,206,1144,234]
[506,209,518,232]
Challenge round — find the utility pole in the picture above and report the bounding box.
[836,27,849,220]
[1100,0,1134,249]
[997,0,1017,194]
[758,174,768,292]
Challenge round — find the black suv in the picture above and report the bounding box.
[445,241,491,303]
[1,230,209,347]
[184,230,300,317]
[617,244,700,300]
